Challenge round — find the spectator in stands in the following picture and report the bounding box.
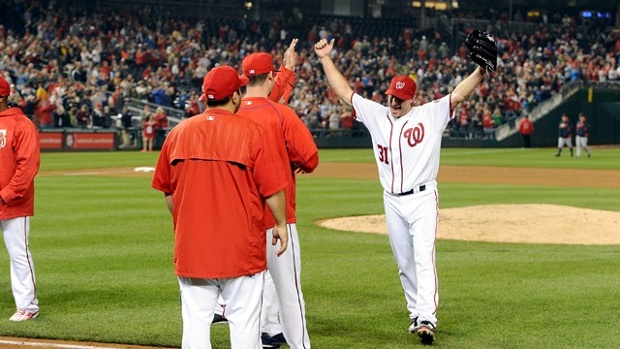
[518,115,534,148]
[67,106,77,128]
[2,0,619,142]
[91,103,106,128]
[492,106,503,127]
[119,105,135,148]
[37,99,55,129]
[482,107,495,139]
[456,110,469,138]
[154,106,168,133]
[185,92,202,117]
[340,106,354,136]
[141,112,155,153]
[469,114,482,139]
[22,95,38,122]
[328,106,342,137]
[76,104,91,128]
[52,103,69,128]
[154,106,169,149]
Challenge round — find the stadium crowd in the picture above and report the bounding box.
[1,0,619,140]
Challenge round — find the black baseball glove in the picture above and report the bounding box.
[466,29,498,73]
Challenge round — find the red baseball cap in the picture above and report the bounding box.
[202,66,249,101]
[0,75,11,97]
[385,75,416,101]
[242,52,277,77]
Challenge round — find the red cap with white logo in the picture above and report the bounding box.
[385,75,416,101]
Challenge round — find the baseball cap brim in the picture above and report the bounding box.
[385,89,412,101]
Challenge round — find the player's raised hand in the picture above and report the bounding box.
[272,222,289,257]
[314,38,335,58]
[283,38,298,71]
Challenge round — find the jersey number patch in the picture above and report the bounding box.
[378,144,389,164]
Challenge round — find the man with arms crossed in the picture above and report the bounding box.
[152,66,289,349]
[314,37,492,345]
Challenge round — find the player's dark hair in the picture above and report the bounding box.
[206,96,232,107]
[205,89,240,107]
[247,73,269,87]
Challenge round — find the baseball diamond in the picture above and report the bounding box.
[0,148,618,348]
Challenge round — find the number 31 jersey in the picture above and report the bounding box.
[351,93,453,195]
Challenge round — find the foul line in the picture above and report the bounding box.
[0,339,125,349]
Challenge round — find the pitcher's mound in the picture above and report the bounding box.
[316,204,620,245]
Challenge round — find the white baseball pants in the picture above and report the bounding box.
[266,224,311,349]
[576,136,590,157]
[178,272,265,349]
[557,136,573,149]
[383,183,439,327]
[1,216,39,314]
[261,271,283,336]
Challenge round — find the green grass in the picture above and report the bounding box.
[0,148,618,348]
[320,147,620,170]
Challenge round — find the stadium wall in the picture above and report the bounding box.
[495,88,620,148]
[37,88,620,152]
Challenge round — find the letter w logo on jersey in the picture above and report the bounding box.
[0,129,6,148]
[403,123,425,147]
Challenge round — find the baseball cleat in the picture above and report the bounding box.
[270,333,287,345]
[9,309,39,322]
[407,317,419,333]
[212,313,228,325]
[261,332,282,348]
[414,321,436,345]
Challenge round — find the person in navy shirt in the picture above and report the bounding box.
[575,113,592,158]
[555,113,573,157]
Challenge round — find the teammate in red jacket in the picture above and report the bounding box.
[239,50,319,349]
[0,74,41,322]
[152,66,289,349]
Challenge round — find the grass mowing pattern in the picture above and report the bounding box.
[0,149,616,348]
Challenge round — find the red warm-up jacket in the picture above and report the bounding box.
[0,107,40,219]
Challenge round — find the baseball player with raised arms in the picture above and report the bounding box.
[314,34,494,344]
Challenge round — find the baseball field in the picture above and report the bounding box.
[0,147,618,349]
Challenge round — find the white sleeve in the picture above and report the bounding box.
[351,93,389,130]
[426,94,453,132]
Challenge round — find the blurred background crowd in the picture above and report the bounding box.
[1,0,618,144]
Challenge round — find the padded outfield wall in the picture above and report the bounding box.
[496,88,620,148]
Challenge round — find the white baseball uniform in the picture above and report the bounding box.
[352,93,453,328]
[179,272,265,349]
[265,224,309,348]
[1,217,39,314]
